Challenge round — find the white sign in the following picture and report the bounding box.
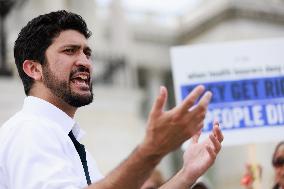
[170,38,284,146]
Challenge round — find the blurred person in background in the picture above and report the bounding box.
[0,10,223,189]
[241,141,284,189]
[191,176,211,189]
[272,141,284,189]
[191,182,209,189]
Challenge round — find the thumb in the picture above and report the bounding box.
[191,129,202,144]
[150,86,168,116]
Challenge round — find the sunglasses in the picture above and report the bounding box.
[273,157,284,168]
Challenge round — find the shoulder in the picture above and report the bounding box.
[1,111,52,140]
[0,111,72,176]
[0,111,68,155]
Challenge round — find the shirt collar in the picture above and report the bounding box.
[22,96,85,141]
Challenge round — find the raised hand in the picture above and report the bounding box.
[181,121,224,184]
[89,85,213,189]
[140,85,212,158]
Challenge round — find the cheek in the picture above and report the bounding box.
[275,167,284,176]
[53,62,72,77]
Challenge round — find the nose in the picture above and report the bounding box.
[75,52,92,70]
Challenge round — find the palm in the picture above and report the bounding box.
[142,85,212,157]
[183,137,214,179]
[181,123,223,182]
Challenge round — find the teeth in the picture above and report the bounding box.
[77,75,88,80]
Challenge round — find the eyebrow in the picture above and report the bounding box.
[61,44,92,53]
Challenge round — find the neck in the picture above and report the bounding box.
[46,96,77,118]
[29,88,77,118]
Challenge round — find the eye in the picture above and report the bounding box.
[63,48,76,54]
[84,49,92,59]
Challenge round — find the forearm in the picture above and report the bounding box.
[87,146,163,189]
[159,169,196,189]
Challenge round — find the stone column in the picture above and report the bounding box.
[0,0,17,76]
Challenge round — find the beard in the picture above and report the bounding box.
[42,64,93,108]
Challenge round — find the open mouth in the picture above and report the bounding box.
[70,73,90,90]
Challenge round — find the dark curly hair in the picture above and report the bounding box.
[14,10,92,95]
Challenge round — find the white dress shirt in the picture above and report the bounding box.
[0,96,103,189]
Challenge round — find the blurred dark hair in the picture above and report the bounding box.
[14,10,92,95]
[272,141,284,166]
[192,182,209,189]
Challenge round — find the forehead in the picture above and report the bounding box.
[275,144,284,157]
[51,29,89,47]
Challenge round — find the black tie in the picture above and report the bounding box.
[68,131,91,185]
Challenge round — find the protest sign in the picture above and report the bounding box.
[171,38,284,146]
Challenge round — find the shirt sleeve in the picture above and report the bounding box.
[4,120,85,189]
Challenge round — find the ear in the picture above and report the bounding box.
[22,60,43,81]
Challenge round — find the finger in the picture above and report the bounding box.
[187,92,212,126]
[213,119,219,126]
[149,86,168,116]
[191,91,212,114]
[180,85,205,113]
[183,92,211,131]
[191,129,202,143]
[209,133,221,153]
[213,122,224,143]
[206,144,217,160]
[198,91,212,108]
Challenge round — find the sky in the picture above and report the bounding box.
[97,0,203,16]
